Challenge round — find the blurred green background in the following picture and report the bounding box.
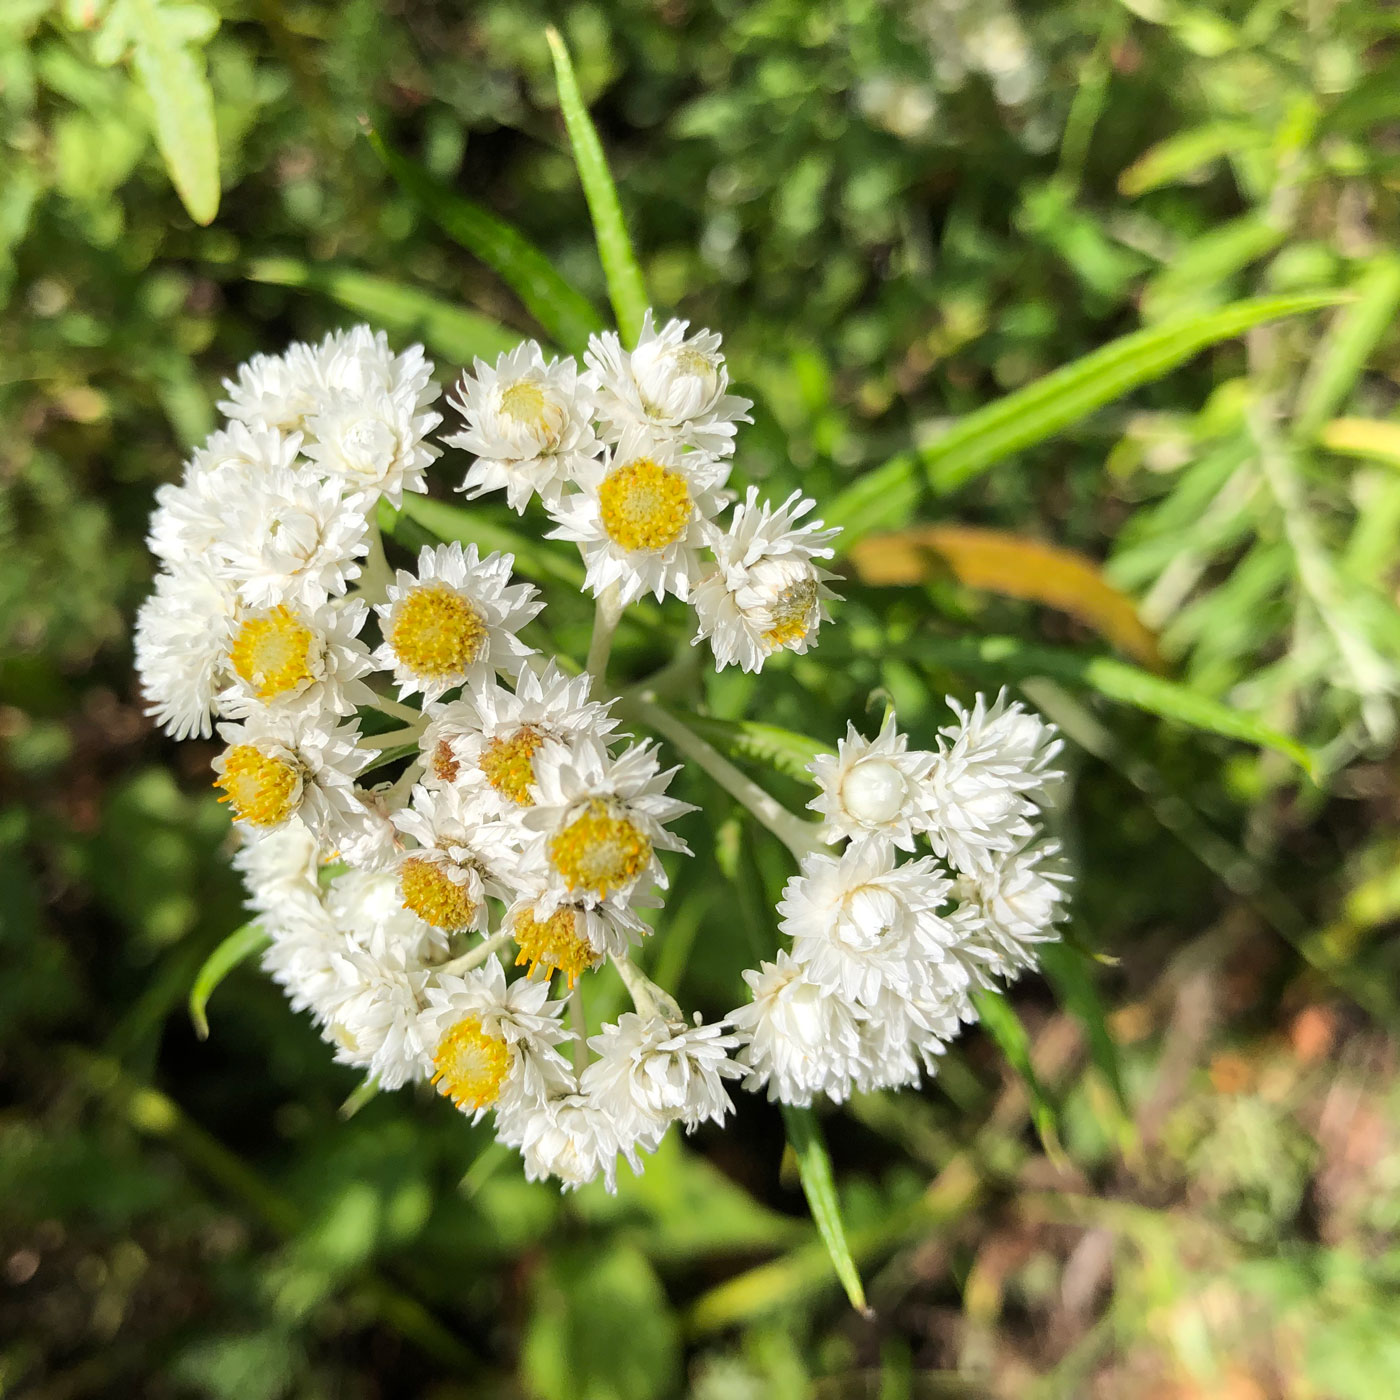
[6,1,1400,1396]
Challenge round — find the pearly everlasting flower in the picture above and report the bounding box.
[445,341,602,512]
[231,819,324,920]
[546,429,730,605]
[418,961,575,1122]
[373,542,542,704]
[324,865,447,967]
[303,382,442,507]
[218,341,327,435]
[211,709,370,846]
[728,951,867,1106]
[133,562,240,740]
[390,783,520,935]
[218,596,374,720]
[584,311,752,456]
[780,843,956,1007]
[951,838,1070,978]
[583,1013,742,1136]
[807,712,938,852]
[521,737,694,913]
[924,690,1063,875]
[419,660,618,810]
[693,488,840,673]
[502,891,653,985]
[509,1090,625,1192]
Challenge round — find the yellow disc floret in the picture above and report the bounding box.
[431,1015,510,1113]
[389,583,488,680]
[229,605,317,699]
[400,856,478,932]
[547,799,652,899]
[479,725,545,805]
[513,906,598,986]
[215,744,302,827]
[598,457,692,552]
[499,378,549,426]
[762,576,819,649]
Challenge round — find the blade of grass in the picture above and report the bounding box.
[970,990,1063,1165]
[1039,941,1127,1111]
[778,1105,870,1316]
[545,26,648,345]
[245,256,521,363]
[188,921,268,1040]
[364,122,603,354]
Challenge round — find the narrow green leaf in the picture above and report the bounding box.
[685,715,833,781]
[339,1076,380,1119]
[922,292,1345,493]
[894,633,1318,775]
[1118,121,1265,197]
[1140,214,1285,320]
[1294,257,1400,440]
[971,990,1063,1162]
[1039,941,1127,1111]
[778,1105,869,1315]
[546,26,648,346]
[188,921,268,1040]
[121,0,221,224]
[825,452,923,543]
[364,123,603,355]
[245,256,520,364]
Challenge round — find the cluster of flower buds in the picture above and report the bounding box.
[134,310,1069,1192]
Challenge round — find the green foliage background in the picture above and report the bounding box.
[4,1,1400,1396]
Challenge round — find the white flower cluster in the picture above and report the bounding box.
[729,697,1070,1107]
[133,311,1072,1195]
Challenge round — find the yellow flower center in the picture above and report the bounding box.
[389,583,487,681]
[598,457,692,552]
[762,577,819,649]
[229,605,317,699]
[499,378,548,426]
[513,906,598,987]
[214,744,301,827]
[431,1015,510,1113]
[547,799,652,899]
[479,725,545,805]
[400,856,478,932]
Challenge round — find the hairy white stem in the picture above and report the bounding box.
[585,583,624,684]
[613,954,683,1024]
[437,929,514,978]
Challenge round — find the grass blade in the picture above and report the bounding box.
[894,633,1318,776]
[189,921,268,1040]
[245,256,520,364]
[546,26,648,346]
[364,123,603,355]
[970,990,1063,1163]
[778,1105,870,1315]
[1039,941,1126,1111]
[1118,121,1266,197]
[1318,417,1400,469]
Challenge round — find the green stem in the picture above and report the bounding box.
[358,721,425,751]
[612,954,682,1023]
[437,929,514,978]
[586,582,624,684]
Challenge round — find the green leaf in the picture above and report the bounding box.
[245,256,520,364]
[685,715,833,780]
[921,293,1346,494]
[1294,257,1400,440]
[778,1105,869,1315]
[971,990,1062,1162]
[364,123,603,355]
[188,921,268,1041]
[1140,214,1286,321]
[103,0,221,225]
[546,26,648,346]
[1039,941,1127,1112]
[339,1076,380,1120]
[895,633,1318,775]
[1118,120,1266,197]
[825,451,923,541]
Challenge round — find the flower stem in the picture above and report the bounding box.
[568,985,588,1073]
[622,693,827,861]
[612,954,683,1024]
[357,721,425,751]
[585,583,624,684]
[358,517,394,602]
[437,929,514,978]
[371,694,423,724]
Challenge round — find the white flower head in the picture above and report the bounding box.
[925,690,1063,875]
[218,596,374,720]
[419,660,618,810]
[134,562,241,740]
[583,1013,742,1137]
[584,310,753,456]
[780,843,955,1007]
[520,737,694,913]
[419,961,575,1123]
[323,864,447,967]
[231,818,324,921]
[445,341,602,512]
[952,838,1071,978]
[503,889,654,986]
[218,341,326,435]
[303,386,441,507]
[390,783,521,936]
[372,542,542,703]
[728,951,867,1106]
[509,1089,627,1192]
[212,709,370,847]
[546,429,730,605]
[693,488,840,673]
[807,712,938,852]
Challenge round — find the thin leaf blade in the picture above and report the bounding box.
[189,921,268,1040]
[778,1105,869,1315]
[546,26,648,346]
[364,123,603,354]
[971,990,1063,1163]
